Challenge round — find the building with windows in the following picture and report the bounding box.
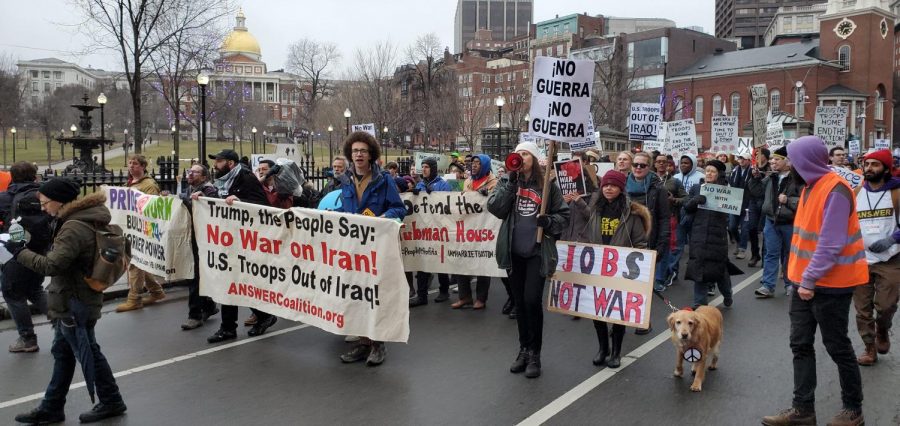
[17,58,102,107]
[763,3,828,46]
[454,0,533,54]
[716,0,827,49]
[604,17,676,35]
[530,13,605,59]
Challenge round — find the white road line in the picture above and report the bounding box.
[517,269,764,426]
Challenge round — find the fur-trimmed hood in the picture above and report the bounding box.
[628,200,652,239]
[58,192,111,225]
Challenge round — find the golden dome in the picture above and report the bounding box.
[221,29,261,56]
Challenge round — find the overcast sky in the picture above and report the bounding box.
[0,0,714,72]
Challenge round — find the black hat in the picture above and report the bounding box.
[208,149,239,162]
[706,159,727,173]
[39,178,80,203]
[773,146,788,159]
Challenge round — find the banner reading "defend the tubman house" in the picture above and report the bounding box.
[105,186,194,281]
[399,192,506,277]
[193,198,409,342]
[547,241,656,329]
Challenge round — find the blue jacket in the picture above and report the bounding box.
[337,165,406,219]
[415,175,452,193]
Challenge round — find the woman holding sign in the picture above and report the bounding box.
[452,154,498,310]
[488,142,569,379]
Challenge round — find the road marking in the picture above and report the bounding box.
[517,269,763,426]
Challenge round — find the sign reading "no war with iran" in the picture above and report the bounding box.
[529,57,595,142]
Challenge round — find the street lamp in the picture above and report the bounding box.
[327,125,334,159]
[383,126,389,157]
[251,126,257,154]
[123,128,129,166]
[70,124,77,137]
[197,71,209,164]
[263,130,267,151]
[98,92,107,170]
[495,95,505,158]
[10,127,16,165]
[344,108,351,136]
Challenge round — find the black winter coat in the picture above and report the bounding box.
[684,176,731,283]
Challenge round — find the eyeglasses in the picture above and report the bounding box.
[351,149,369,155]
[40,200,54,206]
[633,163,649,169]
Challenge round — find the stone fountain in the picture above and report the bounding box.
[55,94,112,173]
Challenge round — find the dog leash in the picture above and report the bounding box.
[652,290,681,312]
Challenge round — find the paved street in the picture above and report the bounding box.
[1,255,898,425]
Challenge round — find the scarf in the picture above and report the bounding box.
[625,173,652,197]
[214,165,242,197]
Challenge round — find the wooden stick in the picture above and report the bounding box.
[536,140,557,243]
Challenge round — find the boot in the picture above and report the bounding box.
[141,291,166,305]
[9,335,39,353]
[607,325,625,368]
[825,408,864,426]
[856,344,877,366]
[875,322,891,354]
[115,297,143,313]
[592,322,610,366]
[525,350,542,378]
[501,297,514,315]
[761,407,816,426]
[510,347,529,373]
[411,273,429,306]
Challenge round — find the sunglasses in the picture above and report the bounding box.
[633,163,649,169]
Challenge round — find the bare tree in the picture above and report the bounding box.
[286,38,341,130]
[75,0,232,153]
[404,33,449,150]
[456,92,491,152]
[352,40,400,145]
[0,53,26,164]
[591,35,634,132]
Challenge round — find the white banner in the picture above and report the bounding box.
[666,119,698,159]
[628,103,661,141]
[750,84,768,148]
[711,116,739,154]
[766,122,784,147]
[194,199,409,342]
[529,57,595,142]
[351,123,377,137]
[548,241,656,328]
[698,183,744,215]
[399,192,506,277]
[830,166,862,189]
[106,186,193,281]
[814,106,849,149]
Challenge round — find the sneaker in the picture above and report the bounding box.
[510,348,529,373]
[735,249,747,259]
[366,342,386,366]
[707,286,716,297]
[654,283,666,293]
[755,287,774,298]
[826,409,863,426]
[344,335,361,343]
[201,307,220,322]
[340,344,371,363]
[8,336,39,353]
[14,407,65,424]
[434,292,450,303]
[761,407,816,426]
[180,319,203,330]
[666,272,677,287]
[79,402,127,423]
[248,315,277,337]
[207,328,237,343]
[141,291,166,305]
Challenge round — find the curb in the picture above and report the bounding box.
[0,281,183,321]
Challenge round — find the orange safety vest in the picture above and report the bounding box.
[0,171,10,192]
[787,172,868,288]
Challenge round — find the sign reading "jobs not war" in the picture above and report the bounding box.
[399,192,506,277]
[548,242,656,329]
[105,186,193,281]
[193,198,409,342]
[529,57,595,142]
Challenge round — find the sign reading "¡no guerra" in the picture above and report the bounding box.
[529,57,595,142]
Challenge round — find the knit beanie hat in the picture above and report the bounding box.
[39,178,80,203]
[515,142,543,162]
[706,159,727,173]
[600,170,627,192]
[864,149,894,172]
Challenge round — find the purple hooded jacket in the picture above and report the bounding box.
[787,136,858,293]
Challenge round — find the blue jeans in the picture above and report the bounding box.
[654,250,671,287]
[761,219,792,291]
[39,319,124,413]
[668,221,690,278]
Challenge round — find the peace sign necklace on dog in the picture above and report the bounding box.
[683,348,702,362]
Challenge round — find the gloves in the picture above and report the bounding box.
[696,195,707,205]
[508,171,518,185]
[3,240,26,259]
[411,188,421,196]
[425,186,432,194]
[478,187,490,196]
[869,237,897,253]
[536,214,551,229]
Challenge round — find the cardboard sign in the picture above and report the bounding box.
[657,121,670,154]
[814,106,849,149]
[737,137,753,159]
[874,139,891,150]
[642,140,664,153]
[628,103,661,141]
[592,162,615,179]
[413,151,450,173]
[698,183,745,215]
[554,158,587,197]
[750,84,768,148]
[529,57,595,142]
[666,119,698,159]
[557,152,573,161]
[766,122,784,147]
[830,166,862,188]
[711,116,739,154]
[848,139,860,154]
[548,241,656,329]
[569,114,599,151]
[351,123,377,137]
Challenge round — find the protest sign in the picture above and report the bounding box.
[814,106,849,149]
[491,159,505,174]
[554,158,587,197]
[442,174,465,191]
[569,114,599,151]
[848,139,860,154]
[830,166,862,188]
[666,119,698,159]
[642,140,664,153]
[399,192,506,277]
[628,103,661,141]
[557,151,572,161]
[194,199,409,342]
[657,121,670,153]
[106,186,194,281]
[737,137,753,158]
[413,151,450,172]
[698,183,744,215]
[548,241,655,328]
[351,123,377,137]
[529,57,595,142]
[874,139,891,150]
[711,116,739,153]
[592,162,614,179]
[750,84,768,148]
[766,122,784,147]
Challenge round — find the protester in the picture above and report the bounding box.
[615,151,633,174]
[255,159,293,209]
[584,149,601,164]
[762,136,868,426]
[410,157,453,307]
[728,153,753,260]
[829,146,849,169]
[201,149,278,343]
[464,154,474,173]
[386,161,399,178]
[852,149,899,366]
[1,162,52,353]
[488,141,569,379]
[684,159,735,308]
[670,154,702,285]
[627,153,671,299]
[176,164,219,330]
[320,156,347,199]
[745,148,771,268]
[336,131,405,366]
[116,154,165,312]
[449,161,467,181]
[654,154,688,290]
[452,154,498,310]
[9,179,128,424]
[751,146,802,299]
[716,151,732,174]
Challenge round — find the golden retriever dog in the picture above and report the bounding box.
[667,306,724,392]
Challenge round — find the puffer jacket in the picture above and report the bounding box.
[488,173,570,277]
[684,176,732,283]
[338,164,405,219]
[567,193,651,250]
[17,192,110,321]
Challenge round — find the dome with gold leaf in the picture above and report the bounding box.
[220,9,261,60]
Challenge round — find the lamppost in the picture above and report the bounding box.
[98,92,107,170]
[495,95,505,158]
[344,108,351,136]
[251,126,257,154]
[10,127,16,164]
[262,130,267,152]
[197,71,209,164]
[123,128,129,166]
[327,125,334,159]
[70,124,77,137]
[382,126,389,158]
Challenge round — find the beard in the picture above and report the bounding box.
[214,163,233,178]
[864,169,888,183]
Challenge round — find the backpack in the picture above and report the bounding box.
[71,221,131,293]
[0,186,40,232]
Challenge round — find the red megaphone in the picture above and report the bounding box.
[505,152,523,172]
